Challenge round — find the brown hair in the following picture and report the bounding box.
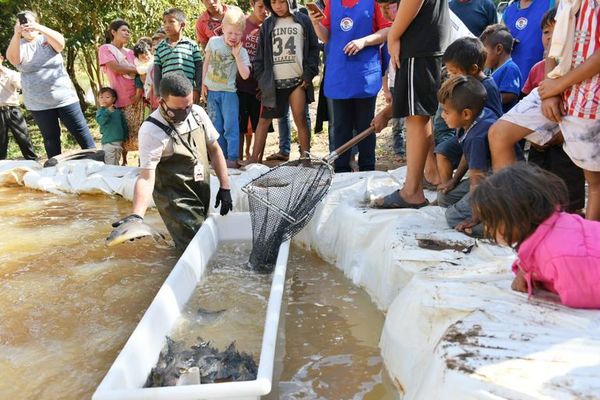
[437,75,487,115]
[470,163,568,248]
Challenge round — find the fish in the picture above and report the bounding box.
[145,337,258,387]
[105,220,166,247]
[196,307,227,324]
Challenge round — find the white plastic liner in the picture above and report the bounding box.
[3,160,599,399]
[93,213,290,400]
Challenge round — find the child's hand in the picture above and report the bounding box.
[540,96,565,123]
[437,179,457,195]
[370,111,390,133]
[231,42,242,58]
[201,84,208,102]
[538,77,566,100]
[383,87,392,104]
[300,79,310,90]
[511,270,528,293]
[343,38,366,56]
[455,218,479,235]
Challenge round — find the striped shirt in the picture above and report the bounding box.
[563,0,600,120]
[154,37,202,86]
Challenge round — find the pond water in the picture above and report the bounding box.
[0,186,397,399]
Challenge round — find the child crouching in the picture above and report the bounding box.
[471,163,600,309]
[96,87,128,165]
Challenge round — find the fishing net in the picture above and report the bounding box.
[242,158,333,272]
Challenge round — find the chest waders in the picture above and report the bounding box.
[146,113,211,250]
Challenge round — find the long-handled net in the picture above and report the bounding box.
[242,127,375,272]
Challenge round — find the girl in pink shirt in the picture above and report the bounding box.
[471,163,600,309]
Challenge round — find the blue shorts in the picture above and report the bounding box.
[435,137,462,169]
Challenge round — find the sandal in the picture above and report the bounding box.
[265,152,289,161]
[373,190,430,209]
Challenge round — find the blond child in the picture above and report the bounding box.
[201,6,251,167]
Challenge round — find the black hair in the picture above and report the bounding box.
[471,162,568,248]
[443,37,487,72]
[264,0,297,16]
[480,24,515,54]
[105,19,129,44]
[99,86,118,101]
[159,73,193,98]
[437,75,487,115]
[133,41,151,57]
[17,10,38,23]
[541,7,557,29]
[163,7,187,23]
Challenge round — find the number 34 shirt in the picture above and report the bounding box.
[272,16,304,89]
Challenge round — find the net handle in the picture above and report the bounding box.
[323,127,376,164]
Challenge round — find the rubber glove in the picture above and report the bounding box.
[215,188,233,216]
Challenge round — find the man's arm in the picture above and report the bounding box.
[207,140,230,190]
[539,49,600,99]
[132,168,156,217]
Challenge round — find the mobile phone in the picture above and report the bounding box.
[306,2,324,17]
[17,12,29,25]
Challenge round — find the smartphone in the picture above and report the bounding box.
[306,2,324,17]
[17,12,29,25]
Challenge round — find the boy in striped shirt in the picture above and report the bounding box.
[154,8,203,104]
[488,0,600,220]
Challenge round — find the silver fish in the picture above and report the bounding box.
[105,220,166,247]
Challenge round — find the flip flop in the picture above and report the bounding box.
[265,152,289,161]
[373,190,430,209]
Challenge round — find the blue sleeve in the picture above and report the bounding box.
[464,136,491,171]
[497,66,522,94]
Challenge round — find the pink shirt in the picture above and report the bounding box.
[522,60,545,95]
[513,211,600,309]
[98,44,137,108]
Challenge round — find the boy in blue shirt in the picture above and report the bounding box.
[480,24,522,113]
[96,87,128,165]
[436,76,497,237]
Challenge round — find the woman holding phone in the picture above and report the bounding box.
[6,10,96,159]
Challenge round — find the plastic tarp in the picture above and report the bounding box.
[2,160,599,399]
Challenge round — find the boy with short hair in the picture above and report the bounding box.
[0,51,37,161]
[435,36,504,193]
[154,8,203,104]
[196,0,229,49]
[436,76,496,236]
[480,24,523,113]
[96,87,128,165]
[202,6,251,167]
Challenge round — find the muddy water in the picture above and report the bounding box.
[0,186,398,399]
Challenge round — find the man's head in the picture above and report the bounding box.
[250,0,269,22]
[541,8,557,53]
[98,87,118,107]
[202,0,224,17]
[222,7,246,46]
[443,37,487,78]
[479,24,514,70]
[163,8,187,38]
[159,73,193,124]
[437,75,487,129]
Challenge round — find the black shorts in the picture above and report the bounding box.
[238,91,261,133]
[261,84,305,119]
[393,56,442,118]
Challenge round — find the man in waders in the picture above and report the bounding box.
[112,73,232,250]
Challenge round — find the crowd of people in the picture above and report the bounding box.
[2,0,599,308]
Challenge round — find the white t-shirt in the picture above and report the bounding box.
[138,104,219,170]
[272,16,304,89]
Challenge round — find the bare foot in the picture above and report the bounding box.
[237,158,260,167]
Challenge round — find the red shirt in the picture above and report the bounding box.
[321,0,392,32]
[195,5,229,49]
[236,16,261,94]
[522,60,545,95]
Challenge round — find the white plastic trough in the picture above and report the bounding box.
[93,212,290,400]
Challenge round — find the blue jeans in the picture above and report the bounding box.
[30,101,96,158]
[277,104,311,156]
[330,97,377,172]
[208,91,240,161]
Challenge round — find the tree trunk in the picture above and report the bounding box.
[81,46,102,107]
[65,46,88,112]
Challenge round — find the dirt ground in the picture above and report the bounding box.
[244,91,402,172]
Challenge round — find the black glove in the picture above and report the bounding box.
[112,213,143,228]
[215,188,233,216]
